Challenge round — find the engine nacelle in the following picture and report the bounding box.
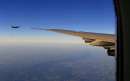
[107,49,115,56]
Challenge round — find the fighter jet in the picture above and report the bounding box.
[11,25,20,29]
[33,28,116,56]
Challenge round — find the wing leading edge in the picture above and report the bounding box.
[33,28,116,56]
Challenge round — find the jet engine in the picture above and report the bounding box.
[107,49,115,56]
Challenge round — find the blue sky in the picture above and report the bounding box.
[0,0,116,43]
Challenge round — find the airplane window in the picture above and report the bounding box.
[0,0,116,81]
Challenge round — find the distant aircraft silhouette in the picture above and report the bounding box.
[11,25,20,28]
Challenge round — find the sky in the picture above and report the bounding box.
[0,0,116,43]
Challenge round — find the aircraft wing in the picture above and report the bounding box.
[33,28,116,56]
[47,29,115,42]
